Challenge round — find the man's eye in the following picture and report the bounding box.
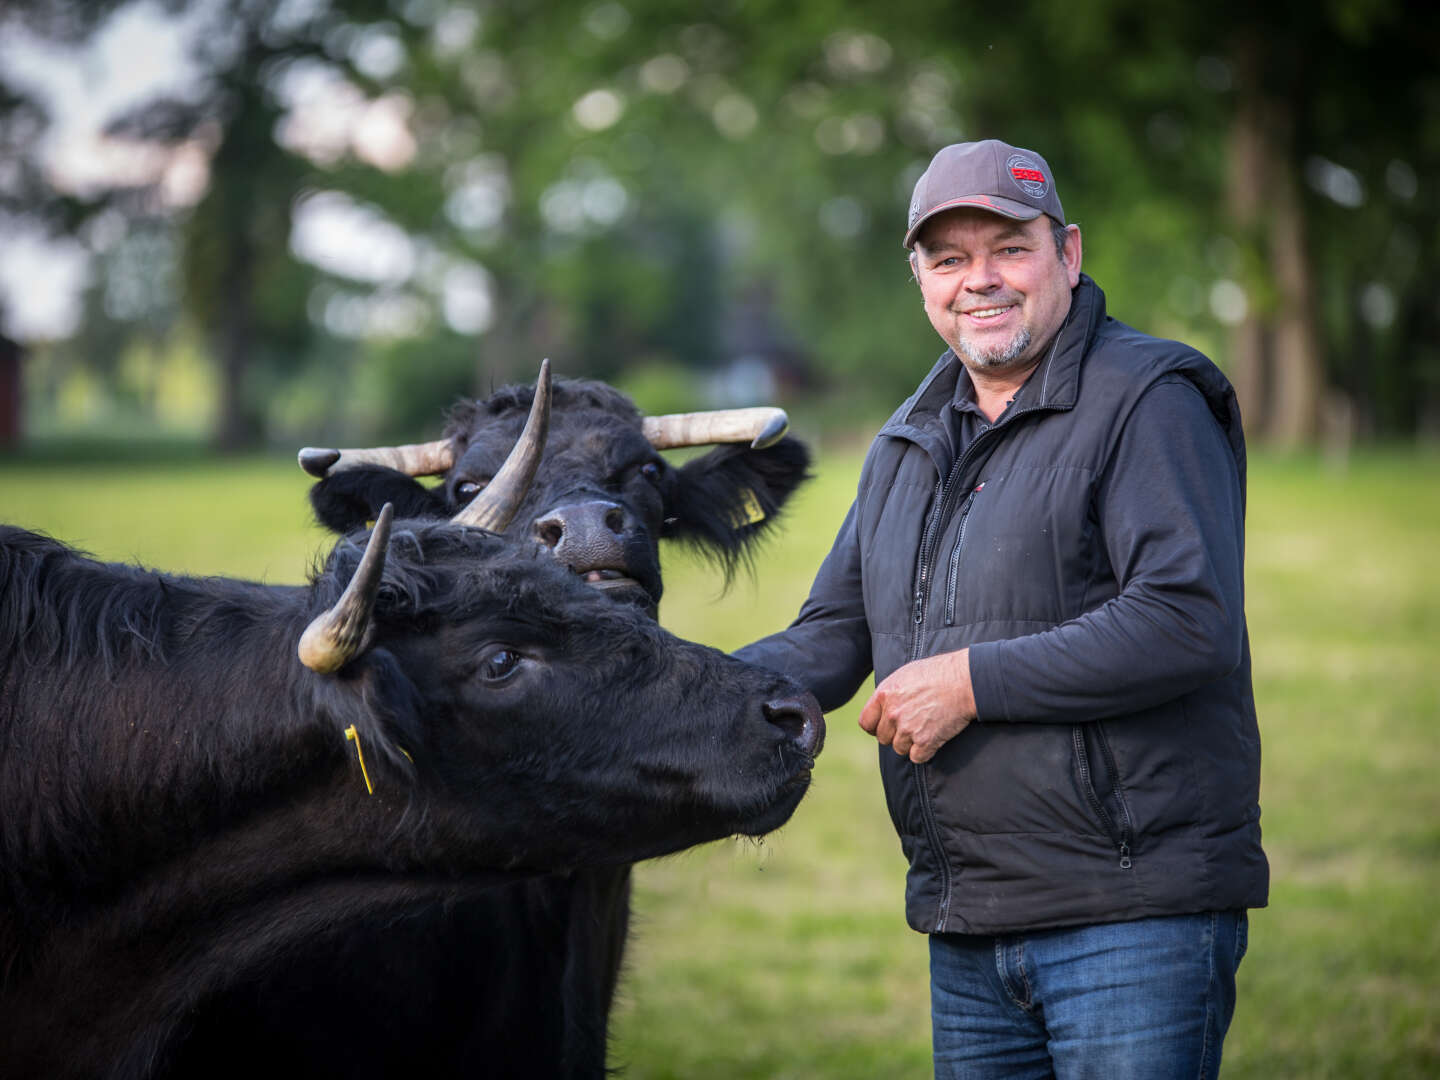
[478,648,522,684]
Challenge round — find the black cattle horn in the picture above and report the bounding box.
[451,359,552,531]
[641,407,789,451]
[298,503,394,674]
[297,439,456,479]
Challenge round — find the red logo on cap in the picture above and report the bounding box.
[1007,154,1049,199]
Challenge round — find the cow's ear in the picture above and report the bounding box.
[663,436,811,582]
[309,467,446,534]
[313,650,425,785]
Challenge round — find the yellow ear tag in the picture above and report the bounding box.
[732,490,766,529]
[344,724,374,795]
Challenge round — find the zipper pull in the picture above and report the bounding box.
[1119,842,1132,870]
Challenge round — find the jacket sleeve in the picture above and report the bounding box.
[969,376,1247,722]
[734,497,874,713]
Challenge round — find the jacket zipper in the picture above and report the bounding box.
[907,416,1028,931]
[943,483,985,626]
[1095,726,1135,868]
[910,448,983,660]
[909,479,954,927]
[1071,726,1134,869]
[902,330,1070,927]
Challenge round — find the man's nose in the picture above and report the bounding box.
[963,255,1002,291]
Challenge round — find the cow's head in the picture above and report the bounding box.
[299,362,810,610]
[291,503,823,869]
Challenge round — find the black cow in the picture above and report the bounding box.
[295,366,814,1075]
[0,424,822,1078]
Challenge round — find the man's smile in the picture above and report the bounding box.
[962,304,1017,320]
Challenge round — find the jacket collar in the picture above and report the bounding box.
[880,274,1107,458]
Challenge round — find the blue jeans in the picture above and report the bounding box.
[930,911,1248,1080]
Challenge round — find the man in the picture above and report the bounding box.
[737,139,1268,1078]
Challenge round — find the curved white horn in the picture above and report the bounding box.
[298,503,394,674]
[451,359,552,531]
[298,439,456,479]
[641,407,789,451]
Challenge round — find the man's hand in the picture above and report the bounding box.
[859,649,976,763]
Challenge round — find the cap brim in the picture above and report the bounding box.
[904,194,1043,249]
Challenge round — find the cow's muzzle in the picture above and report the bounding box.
[533,498,655,602]
[764,693,825,760]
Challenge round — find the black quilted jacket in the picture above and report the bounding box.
[738,275,1269,934]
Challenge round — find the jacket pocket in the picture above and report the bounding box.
[1072,722,1135,869]
[942,483,985,626]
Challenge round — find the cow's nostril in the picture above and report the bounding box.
[763,694,825,758]
[533,501,629,569]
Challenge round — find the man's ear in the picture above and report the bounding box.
[1064,223,1082,287]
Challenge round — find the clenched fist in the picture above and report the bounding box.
[859,649,976,763]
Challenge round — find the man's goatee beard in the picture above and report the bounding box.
[958,327,1031,369]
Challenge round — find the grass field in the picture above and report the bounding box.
[3,446,1437,1077]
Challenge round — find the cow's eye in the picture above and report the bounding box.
[477,647,523,685]
[456,479,488,501]
[640,462,661,483]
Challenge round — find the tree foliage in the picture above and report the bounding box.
[1,0,1435,447]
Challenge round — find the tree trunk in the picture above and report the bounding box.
[205,67,268,453]
[1226,28,1326,448]
[474,278,547,395]
[0,333,21,448]
[1267,149,1324,448]
[213,231,259,452]
[1226,32,1269,439]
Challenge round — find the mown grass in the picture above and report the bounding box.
[2,447,1437,1077]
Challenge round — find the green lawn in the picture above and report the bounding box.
[3,447,1437,1077]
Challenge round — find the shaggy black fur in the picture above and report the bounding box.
[0,521,821,1079]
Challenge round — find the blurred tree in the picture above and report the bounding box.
[943,0,1440,444]
[1197,0,1439,444]
[1,0,1434,448]
[0,0,416,447]
[67,0,400,448]
[0,6,113,446]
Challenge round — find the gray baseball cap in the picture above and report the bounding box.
[904,139,1066,249]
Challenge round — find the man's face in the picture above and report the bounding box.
[912,209,1081,377]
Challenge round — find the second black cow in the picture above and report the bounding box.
[303,369,810,607]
